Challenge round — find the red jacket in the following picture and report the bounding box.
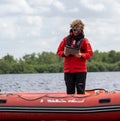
[57,36,93,73]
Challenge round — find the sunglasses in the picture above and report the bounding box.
[72,29,81,32]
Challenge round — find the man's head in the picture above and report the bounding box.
[70,19,84,36]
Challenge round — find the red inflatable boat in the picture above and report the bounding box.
[0,88,120,121]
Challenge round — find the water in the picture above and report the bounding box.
[0,72,120,92]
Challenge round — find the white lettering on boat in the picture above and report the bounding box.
[68,99,85,103]
[47,99,85,103]
[40,99,44,103]
[47,99,67,103]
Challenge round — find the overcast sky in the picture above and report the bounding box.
[0,0,120,58]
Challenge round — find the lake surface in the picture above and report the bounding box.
[0,72,120,92]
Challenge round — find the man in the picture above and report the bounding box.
[57,19,93,94]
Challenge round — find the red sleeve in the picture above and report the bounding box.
[57,37,66,57]
[81,38,93,60]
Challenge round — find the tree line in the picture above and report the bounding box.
[0,50,120,74]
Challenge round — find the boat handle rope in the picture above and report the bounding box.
[0,88,111,101]
[5,93,101,101]
[0,88,108,101]
[5,93,92,101]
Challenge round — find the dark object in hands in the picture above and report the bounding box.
[65,45,79,55]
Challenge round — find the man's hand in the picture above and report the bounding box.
[76,52,82,58]
[64,47,69,56]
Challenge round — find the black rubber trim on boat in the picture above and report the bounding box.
[0,105,120,113]
[0,99,7,104]
[99,98,111,103]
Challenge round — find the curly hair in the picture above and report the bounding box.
[70,19,84,32]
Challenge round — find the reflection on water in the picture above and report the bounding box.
[0,72,120,92]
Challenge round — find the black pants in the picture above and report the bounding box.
[64,72,87,94]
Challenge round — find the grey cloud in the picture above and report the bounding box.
[0,0,120,58]
[0,0,33,16]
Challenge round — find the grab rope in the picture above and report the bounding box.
[1,88,108,101]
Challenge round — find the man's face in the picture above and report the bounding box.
[72,26,81,36]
